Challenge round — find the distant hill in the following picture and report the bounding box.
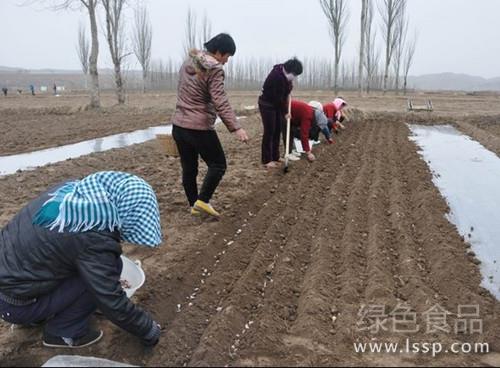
[1,66,500,91]
[480,76,500,91]
[0,66,87,75]
[0,66,121,90]
[407,72,500,91]
[0,66,29,73]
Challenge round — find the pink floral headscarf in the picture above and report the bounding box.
[333,98,347,120]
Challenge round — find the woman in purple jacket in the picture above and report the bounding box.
[259,58,303,169]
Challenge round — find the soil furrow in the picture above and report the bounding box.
[387,124,437,309]
[186,163,337,365]
[327,120,378,338]
[160,150,340,365]
[148,187,305,365]
[282,120,379,364]
[362,121,399,307]
[229,122,370,366]
[253,119,379,364]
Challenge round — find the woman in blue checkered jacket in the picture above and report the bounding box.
[0,171,163,349]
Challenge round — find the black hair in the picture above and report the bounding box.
[283,57,303,76]
[204,33,236,56]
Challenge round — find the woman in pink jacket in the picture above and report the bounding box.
[323,97,348,133]
[172,33,248,218]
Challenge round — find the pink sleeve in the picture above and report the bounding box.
[208,68,241,132]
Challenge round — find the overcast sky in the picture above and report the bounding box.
[1,0,499,78]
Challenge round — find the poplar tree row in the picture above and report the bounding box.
[29,0,418,106]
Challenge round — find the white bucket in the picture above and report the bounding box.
[120,256,145,298]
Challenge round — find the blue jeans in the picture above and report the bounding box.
[0,277,96,339]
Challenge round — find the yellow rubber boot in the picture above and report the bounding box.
[194,200,221,218]
[191,207,201,216]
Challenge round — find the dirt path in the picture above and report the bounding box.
[1,114,499,367]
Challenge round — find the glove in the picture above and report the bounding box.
[142,321,161,347]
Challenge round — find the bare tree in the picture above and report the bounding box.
[378,0,406,93]
[392,1,408,93]
[85,0,100,108]
[200,11,212,47]
[77,22,90,89]
[363,0,379,94]
[319,0,349,94]
[102,0,129,104]
[25,0,101,107]
[358,0,369,95]
[183,7,197,55]
[339,62,346,88]
[350,59,357,89]
[403,32,417,95]
[183,8,213,53]
[132,5,152,93]
[301,57,330,89]
[149,57,180,90]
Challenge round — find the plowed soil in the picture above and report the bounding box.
[1,93,500,367]
[0,107,169,156]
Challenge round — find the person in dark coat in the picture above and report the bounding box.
[258,58,303,169]
[0,171,163,349]
[1,87,7,97]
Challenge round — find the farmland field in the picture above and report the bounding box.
[1,91,500,366]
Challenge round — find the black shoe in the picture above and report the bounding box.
[43,329,103,349]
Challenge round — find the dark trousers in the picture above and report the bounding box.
[292,125,321,141]
[309,125,321,141]
[0,277,96,339]
[287,124,322,153]
[259,103,283,164]
[173,125,227,207]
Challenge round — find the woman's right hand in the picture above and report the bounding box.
[234,128,249,143]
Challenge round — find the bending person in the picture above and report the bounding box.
[323,97,348,133]
[0,171,163,349]
[173,33,248,218]
[308,101,334,144]
[285,100,322,162]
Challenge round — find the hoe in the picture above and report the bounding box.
[284,97,292,173]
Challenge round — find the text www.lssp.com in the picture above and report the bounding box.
[353,338,489,357]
